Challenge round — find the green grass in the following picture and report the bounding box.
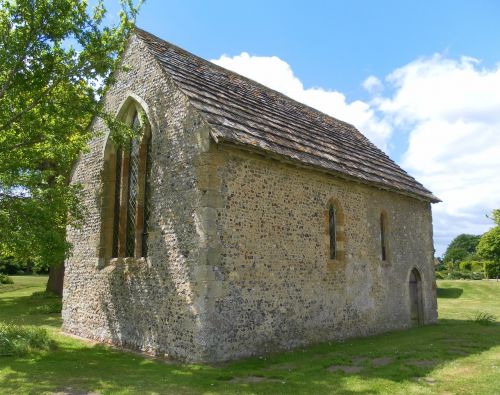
[0,323,55,356]
[0,276,499,394]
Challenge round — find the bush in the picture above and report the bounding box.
[435,271,445,279]
[473,312,497,326]
[0,274,13,284]
[470,261,484,272]
[470,272,484,280]
[30,291,59,300]
[459,261,472,271]
[444,270,483,280]
[0,324,55,356]
[28,301,62,315]
[483,261,500,279]
[457,260,486,274]
[0,256,30,274]
[445,271,467,279]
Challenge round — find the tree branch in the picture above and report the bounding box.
[0,76,64,132]
[0,134,46,155]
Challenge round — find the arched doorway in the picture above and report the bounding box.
[409,268,423,325]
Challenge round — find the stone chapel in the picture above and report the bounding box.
[62,28,439,362]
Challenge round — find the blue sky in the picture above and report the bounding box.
[103,0,500,255]
[110,0,500,98]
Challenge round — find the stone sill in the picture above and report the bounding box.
[110,257,147,265]
[97,256,149,270]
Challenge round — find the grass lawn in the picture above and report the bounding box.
[0,276,499,394]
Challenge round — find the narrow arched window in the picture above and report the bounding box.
[110,108,151,259]
[327,199,345,262]
[380,211,387,261]
[329,204,337,259]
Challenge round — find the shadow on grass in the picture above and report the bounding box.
[0,295,62,328]
[0,319,499,394]
[437,287,464,298]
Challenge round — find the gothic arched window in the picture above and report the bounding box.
[108,108,151,259]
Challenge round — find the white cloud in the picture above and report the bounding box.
[380,55,500,254]
[362,75,383,94]
[211,52,500,256]
[212,53,392,150]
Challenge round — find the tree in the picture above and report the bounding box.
[477,209,500,265]
[0,0,140,294]
[487,209,500,226]
[442,234,481,266]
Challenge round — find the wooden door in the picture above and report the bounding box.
[409,269,423,325]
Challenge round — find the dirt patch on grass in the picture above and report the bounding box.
[327,365,363,374]
[407,360,438,368]
[445,366,476,378]
[447,348,468,355]
[229,376,283,384]
[351,356,368,364]
[323,351,343,358]
[53,389,101,395]
[413,377,437,385]
[266,362,297,371]
[372,356,393,367]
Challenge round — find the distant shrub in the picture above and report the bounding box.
[459,261,472,271]
[473,312,497,326]
[457,260,487,275]
[0,324,55,356]
[483,261,500,279]
[444,271,483,280]
[0,257,22,274]
[30,291,59,300]
[435,271,445,279]
[470,261,484,272]
[445,271,467,279]
[0,274,13,285]
[28,301,62,315]
[470,272,484,280]
[28,291,62,315]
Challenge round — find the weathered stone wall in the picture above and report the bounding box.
[62,35,213,361]
[200,145,437,361]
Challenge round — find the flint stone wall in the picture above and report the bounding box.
[62,35,213,361]
[63,34,438,363]
[199,145,438,361]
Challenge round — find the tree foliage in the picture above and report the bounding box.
[0,0,140,268]
[487,209,500,226]
[477,209,500,265]
[442,234,481,264]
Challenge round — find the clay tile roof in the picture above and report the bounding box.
[134,28,440,203]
